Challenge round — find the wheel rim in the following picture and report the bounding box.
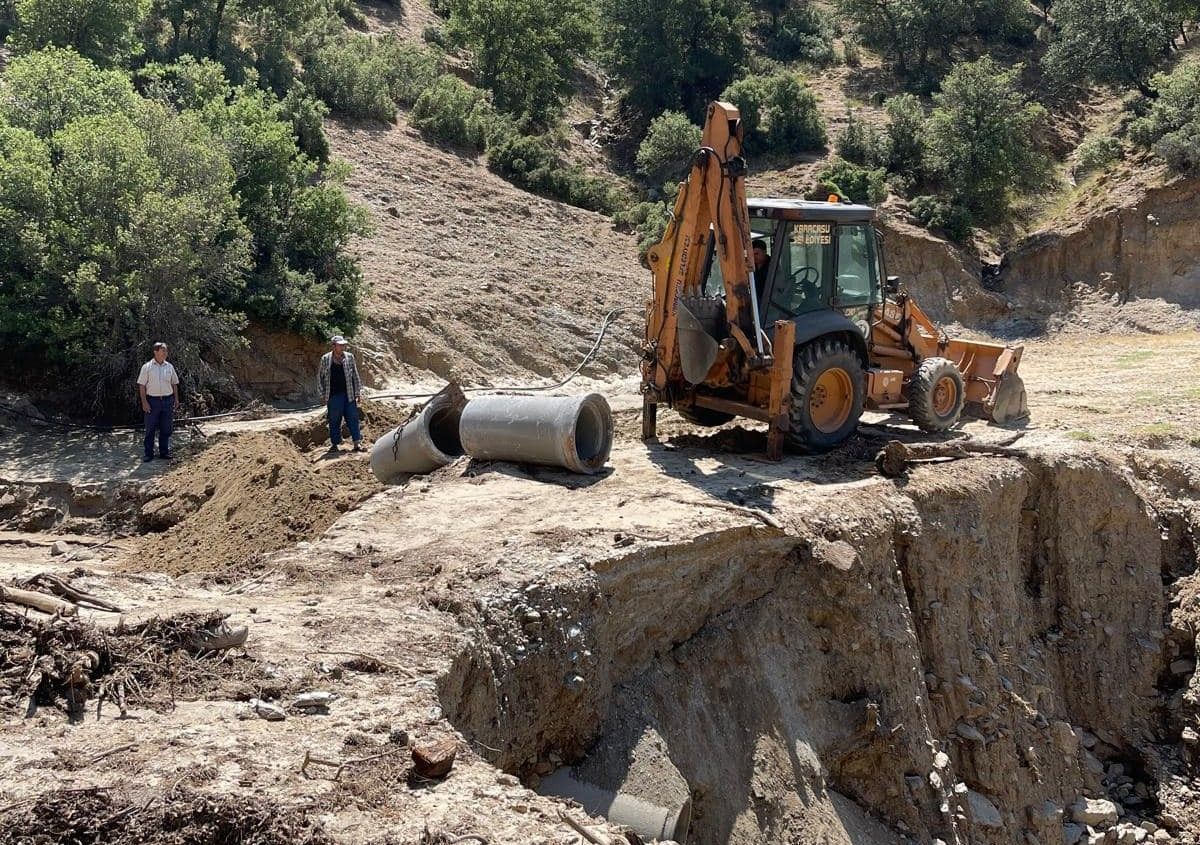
[932,375,959,418]
[809,367,854,433]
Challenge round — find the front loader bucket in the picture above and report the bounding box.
[986,371,1029,425]
[676,302,720,385]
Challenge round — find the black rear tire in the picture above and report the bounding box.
[675,405,736,427]
[787,338,865,451]
[907,357,966,432]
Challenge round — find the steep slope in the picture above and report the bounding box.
[325,117,644,389]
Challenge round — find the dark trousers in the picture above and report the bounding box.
[327,393,361,446]
[144,395,174,458]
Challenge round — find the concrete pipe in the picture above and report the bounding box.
[458,393,613,475]
[369,384,466,482]
[539,767,692,843]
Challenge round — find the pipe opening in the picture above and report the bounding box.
[574,401,609,468]
[427,405,465,458]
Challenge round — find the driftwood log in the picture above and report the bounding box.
[874,434,1029,478]
[0,585,78,616]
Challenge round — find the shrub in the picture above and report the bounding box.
[410,74,496,149]
[1074,135,1123,175]
[816,158,886,205]
[0,46,138,138]
[636,110,700,185]
[770,3,835,65]
[842,34,861,67]
[423,24,450,48]
[486,132,621,213]
[614,200,671,262]
[721,72,825,153]
[909,195,973,242]
[765,73,825,152]
[282,85,331,162]
[1043,0,1175,98]
[304,34,440,121]
[882,93,925,177]
[1128,61,1200,175]
[721,75,769,141]
[836,110,884,166]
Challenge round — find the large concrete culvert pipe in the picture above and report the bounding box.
[458,393,614,475]
[539,767,692,843]
[369,384,467,481]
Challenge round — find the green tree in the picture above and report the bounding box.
[602,0,748,119]
[882,92,925,177]
[838,0,970,85]
[636,110,701,186]
[925,57,1049,217]
[10,0,149,65]
[1129,61,1200,174]
[1043,0,1176,97]
[0,46,137,137]
[721,72,825,153]
[447,0,595,122]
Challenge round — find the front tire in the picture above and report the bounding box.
[907,357,965,433]
[787,338,865,451]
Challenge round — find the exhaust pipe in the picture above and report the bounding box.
[539,767,692,842]
[369,384,467,482]
[458,393,614,475]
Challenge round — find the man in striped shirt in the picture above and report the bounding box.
[317,335,364,452]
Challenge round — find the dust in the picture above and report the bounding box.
[0,787,331,845]
[130,430,381,579]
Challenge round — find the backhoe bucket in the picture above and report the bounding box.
[676,302,720,385]
[986,371,1029,425]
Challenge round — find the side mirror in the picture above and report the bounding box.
[885,275,901,295]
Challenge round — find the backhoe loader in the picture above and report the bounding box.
[640,101,1028,460]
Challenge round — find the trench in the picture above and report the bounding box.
[437,451,1200,844]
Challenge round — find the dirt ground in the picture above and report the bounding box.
[0,321,1199,844]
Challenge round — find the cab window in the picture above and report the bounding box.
[763,222,833,321]
[835,223,878,306]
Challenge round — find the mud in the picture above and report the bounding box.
[131,431,381,580]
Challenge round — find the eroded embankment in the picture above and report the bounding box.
[438,450,1200,844]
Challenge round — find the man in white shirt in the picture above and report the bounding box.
[137,342,180,462]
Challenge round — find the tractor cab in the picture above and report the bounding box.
[701,198,885,359]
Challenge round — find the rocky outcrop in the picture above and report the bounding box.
[1000,177,1200,312]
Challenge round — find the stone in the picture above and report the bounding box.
[1153,832,1171,843]
[1085,752,1106,775]
[248,698,286,721]
[1170,659,1196,676]
[933,751,950,770]
[292,691,336,711]
[412,738,458,779]
[967,790,1004,829]
[1141,823,1158,834]
[1027,801,1062,827]
[50,540,69,556]
[957,722,987,744]
[1080,730,1099,749]
[812,538,859,571]
[389,727,409,746]
[1064,823,1085,845]
[1182,727,1199,745]
[1071,798,1120,827]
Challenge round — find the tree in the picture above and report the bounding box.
[602,0,748,120]
[1043,0,1176,97]
[636,111,701,186]
[447,0,596,122]
[1129,60,1200,174]
[882,92,925,177]
[0,47,137,138]
[838,0,971,85]
[722,72,825,152]
[10,0,149,65]
[925,57,1049,217]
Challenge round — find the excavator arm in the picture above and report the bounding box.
[640,102,796,458]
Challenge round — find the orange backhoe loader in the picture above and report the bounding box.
[640,101,1028,460]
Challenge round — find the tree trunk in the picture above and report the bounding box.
[208,0,228,58]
